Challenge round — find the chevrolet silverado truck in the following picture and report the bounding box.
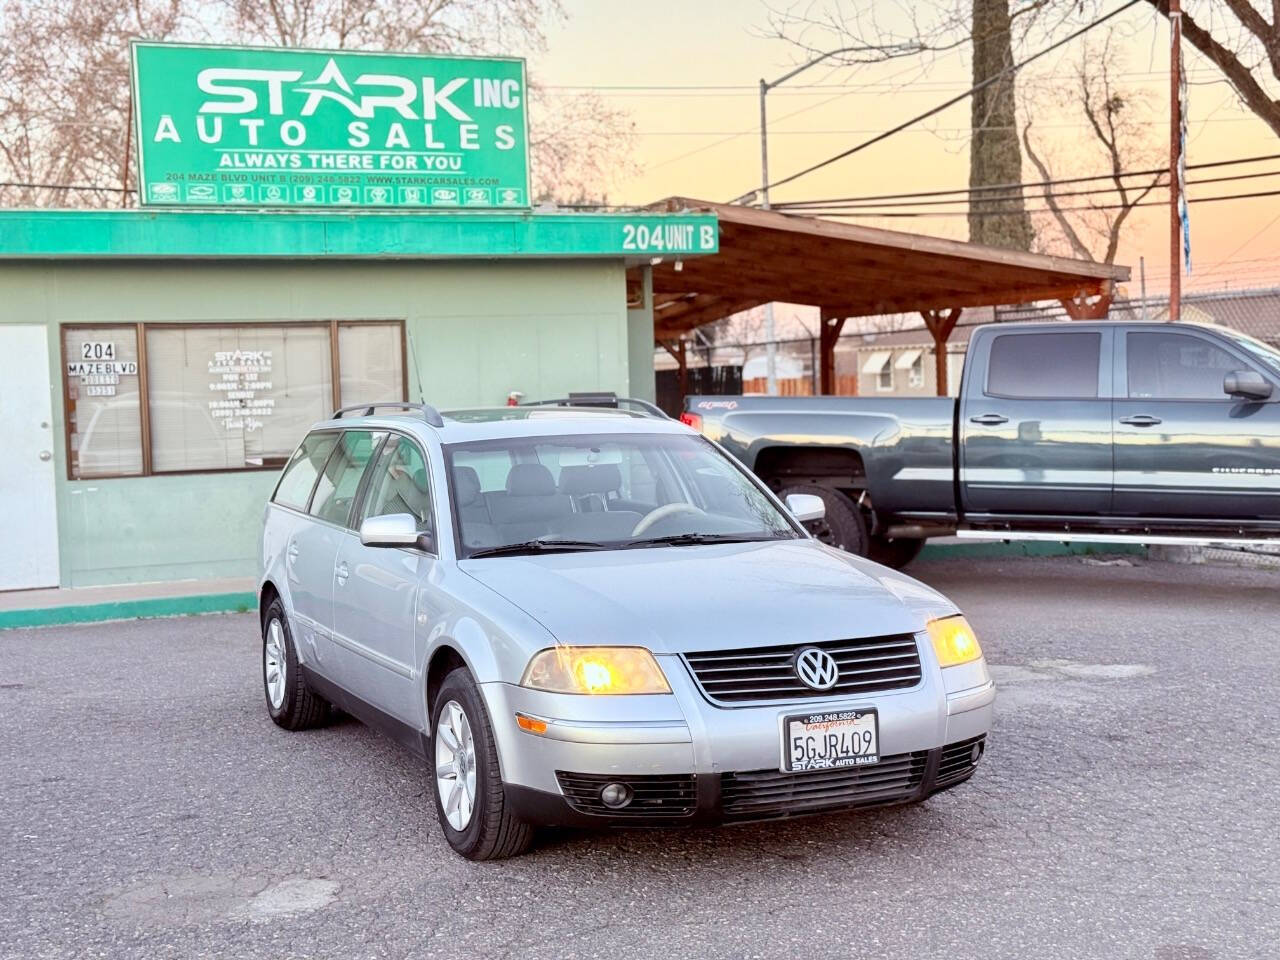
[683,320,1280,568]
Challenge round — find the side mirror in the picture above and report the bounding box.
[359,513,424,549]
[785,493,826,524]
[1224,370,1273,401]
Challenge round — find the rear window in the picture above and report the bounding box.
[272,432,338,510]
[986,332,1101,399]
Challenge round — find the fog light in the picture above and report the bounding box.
[599,782,632,809]
[971,742,983,764]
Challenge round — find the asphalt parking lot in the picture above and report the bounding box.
[3,555,1278,960]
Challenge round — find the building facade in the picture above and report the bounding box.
[0,208,715,590]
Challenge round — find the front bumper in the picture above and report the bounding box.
[479,640,994,828]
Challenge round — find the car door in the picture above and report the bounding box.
[1113,328,1280,519]
[960,328,1113,515]
[330,433,436,726]
[275,431,342,663]
[304,429,387,674]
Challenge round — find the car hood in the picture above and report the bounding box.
[458,539,957,654]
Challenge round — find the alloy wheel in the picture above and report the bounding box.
[264,618,287,710]
[435,700,478,831]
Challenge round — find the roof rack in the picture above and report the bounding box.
[332,401,445,428]
[522,392,671,420]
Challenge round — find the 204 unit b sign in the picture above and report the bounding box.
[130,41,529,209]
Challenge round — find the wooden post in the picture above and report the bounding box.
[659,339,688,399]
[1059,287,1114,320]
[818,308,848,395]
[920,308,962,397]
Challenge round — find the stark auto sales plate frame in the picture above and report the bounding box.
[781,708,879,772]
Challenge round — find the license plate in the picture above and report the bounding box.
[782,709,879,772]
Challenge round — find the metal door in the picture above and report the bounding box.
[0,326,59,589]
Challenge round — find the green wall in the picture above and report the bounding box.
[0,258,638,587]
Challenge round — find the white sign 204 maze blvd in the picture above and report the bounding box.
[622,222,717,254]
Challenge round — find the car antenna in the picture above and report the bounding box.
[406,329,427,403]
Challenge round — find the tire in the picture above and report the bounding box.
[262,597,329,731]
[868,535,927,570]
[430,668,533,861]
[781,484,869,557]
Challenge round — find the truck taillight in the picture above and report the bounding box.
[679,412,703,431]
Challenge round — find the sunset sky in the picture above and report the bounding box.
[538,0,1280,297]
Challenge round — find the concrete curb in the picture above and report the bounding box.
[919,540,1147,561]
[0,591,256,630]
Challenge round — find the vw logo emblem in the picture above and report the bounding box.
[793,647,839,691]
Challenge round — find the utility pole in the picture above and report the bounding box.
[759,78,777,395]
[1139,256,1148,321]
[1169,0,1182,323]
[754,47,860,396]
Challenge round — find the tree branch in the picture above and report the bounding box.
[1022,119,1094,261]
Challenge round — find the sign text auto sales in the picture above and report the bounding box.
[131,41,530,209]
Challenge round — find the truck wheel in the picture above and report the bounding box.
[868,535,926,570]
[431,668,533,861]
[782,484,868,556]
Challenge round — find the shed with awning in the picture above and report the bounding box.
[638,197,1129,396]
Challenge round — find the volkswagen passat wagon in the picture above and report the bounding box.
[259,401,994,859]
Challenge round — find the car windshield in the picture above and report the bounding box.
[445,432,801,557]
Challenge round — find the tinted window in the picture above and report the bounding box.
[310,430,384,526]
[272,432,338,510]
[986,332,1101,399]
[1127,332,1244,400]
[361,436,434,534]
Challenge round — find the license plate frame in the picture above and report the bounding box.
[781,708,880,772]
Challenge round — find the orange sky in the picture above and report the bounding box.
[538,0,1280,296]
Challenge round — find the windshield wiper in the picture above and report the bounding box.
[626,532,791,549]
[467,538,610,558]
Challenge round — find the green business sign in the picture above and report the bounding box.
[130,41,530,209]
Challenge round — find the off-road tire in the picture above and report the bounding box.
[782,484,869,557]
[431,668,533,860]
[262,597,329,731]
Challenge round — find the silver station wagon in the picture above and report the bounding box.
[258,400,994,859]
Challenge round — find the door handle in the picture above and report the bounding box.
[1119,415,1162,427]
[969,413,1009,426]
[335,561,349,584]
[287,542,299,559]
[38,450,51,461]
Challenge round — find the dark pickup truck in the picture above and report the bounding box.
[683,320,1280,568]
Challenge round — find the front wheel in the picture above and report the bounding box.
[781,484,869,557]
[430,668,532,860]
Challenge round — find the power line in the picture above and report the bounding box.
[0,179,134,194]
[775,167,1280,211]
[791,185,1280,218]
[745,0,1144,200]
[772,152,1280,208]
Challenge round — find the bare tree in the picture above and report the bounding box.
[1021,31,1161,263]
[761,0,1059,251]
[0,0,635,207]
[1142,0,1280,139]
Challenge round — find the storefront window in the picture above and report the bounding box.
[61,320,405,479]
[339,322,405,407]
[64,325,143,479]
[146,324,333,472]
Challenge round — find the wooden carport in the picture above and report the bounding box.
[641,197,1130,396]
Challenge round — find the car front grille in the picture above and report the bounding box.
[720,751,928,820]
[682,634,923,704]
[935,734,986,789]
[555,771,697,818]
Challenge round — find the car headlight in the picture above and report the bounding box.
[927,615,983,668]
[520,646,671,695]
